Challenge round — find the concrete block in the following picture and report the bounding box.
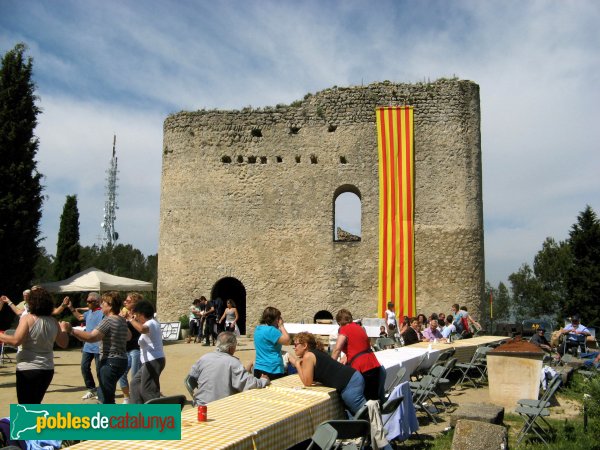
[451,419,507,450]
[450,403,504,427]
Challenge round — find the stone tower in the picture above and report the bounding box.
[158,79,484,334]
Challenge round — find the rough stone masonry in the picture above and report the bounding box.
[158,79,484,335]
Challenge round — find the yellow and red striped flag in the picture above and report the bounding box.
[377,106,416,318]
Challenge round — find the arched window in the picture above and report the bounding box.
[333,185,361,242]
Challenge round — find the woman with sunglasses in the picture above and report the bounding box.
[288,332,366,415]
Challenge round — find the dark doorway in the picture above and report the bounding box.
[314,310,334,324]
[211,277,247,335]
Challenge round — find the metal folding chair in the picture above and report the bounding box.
[184,374,198,397]
[454,346,492,388]
[0,330,16,366]
[515,374,561,445]
[375,337,396,351]
[145,394,187,410]
[383,366,407,400]
[325,419,370,450]
[307,422,338,450]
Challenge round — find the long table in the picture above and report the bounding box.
[409,335,508,363]
[69,375,344,450]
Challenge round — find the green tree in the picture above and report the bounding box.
[0,43,43,305]
[33,246,55,284]
[509,263,544,321]
[54,195,81,279]
[533,237,571,323]
[565,205,600,326]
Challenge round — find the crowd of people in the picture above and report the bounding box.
[0,288,166,406]
[2,288,595,420]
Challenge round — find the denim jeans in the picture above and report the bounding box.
[81,351,100,390]
[98,357,128,404]
[118,349,141,388]
[341,371,367,415]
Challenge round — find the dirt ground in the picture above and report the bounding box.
[0,338,581,440]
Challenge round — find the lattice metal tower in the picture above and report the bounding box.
[101,135,119,246]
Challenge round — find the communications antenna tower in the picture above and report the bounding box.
[101,135,119,247]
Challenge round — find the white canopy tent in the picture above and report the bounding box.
[41,267,153,293]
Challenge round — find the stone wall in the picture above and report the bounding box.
[158,79,484,333]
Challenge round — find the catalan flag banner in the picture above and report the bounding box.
[377,106,416,318]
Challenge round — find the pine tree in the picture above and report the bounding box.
[54,195,81,280]
[566,205,600,325]
[0,43,43,303]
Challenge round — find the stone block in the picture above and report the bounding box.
[450,403,504,427]
[451,419,507,450]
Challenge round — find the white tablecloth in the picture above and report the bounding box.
[285,323,382,338]
[375,346,440,382]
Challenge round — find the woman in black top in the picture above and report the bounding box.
[288,332,366,414]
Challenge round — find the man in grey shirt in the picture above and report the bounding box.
[189,331,270,405]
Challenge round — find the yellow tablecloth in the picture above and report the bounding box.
[69,375,344,450]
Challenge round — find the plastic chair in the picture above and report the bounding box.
[562,333,587,356]
[145,394,187,410]
[307,422,338,450]
[184,374,198,397]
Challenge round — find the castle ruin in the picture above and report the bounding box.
[158,79,484,334]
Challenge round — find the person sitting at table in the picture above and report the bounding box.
[441,315,456,340]
[422,319,445,342]
[253,306,290,380]
[530,327,552,352]
[331,309,386,402]
[401,318,425,345]
[416,313,427,330]
[288,331,366,415]
[188,331,270,405]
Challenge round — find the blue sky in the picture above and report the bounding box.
[1,0,598,286]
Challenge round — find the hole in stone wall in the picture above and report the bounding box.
[276,156,283,163]
[251,128,262,137]
[290,126,300,134]
[237,155,244,163]
[295,155,301,163]
[260,156,267,164]
[310,155,318,164]
[340,156,347,164]
[313,310,334,324]
[222,156,232,163]
[328,124,337,132]
[248,156,257,164]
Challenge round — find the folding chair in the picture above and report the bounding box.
[384,366,407,399]
[375,337,396,351]
[145,394,187,410]
[432,358,457,409]
[326,419,370,450]
[562,333,587,356]
[0,330,16,366]
[411,368,445,424]
[307,422,338,450]
[515,374,561,445]
[454,346,492,388]
[184,374,198,397]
